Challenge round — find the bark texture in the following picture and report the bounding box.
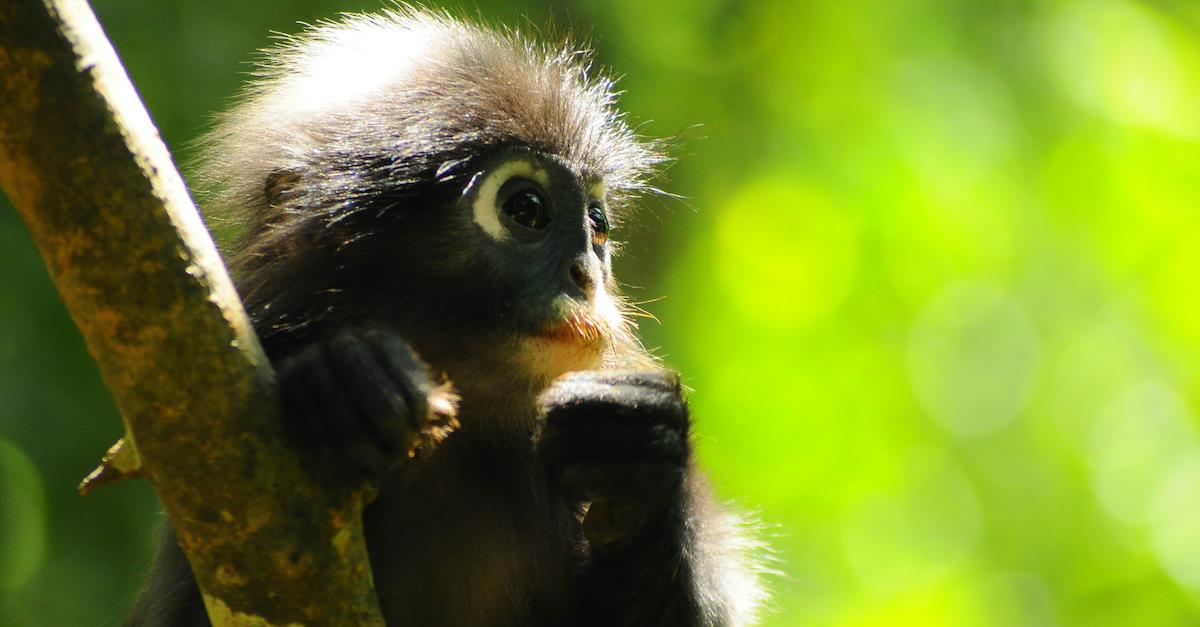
[0,1,385,624]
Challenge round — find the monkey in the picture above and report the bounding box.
[125,7,766,627]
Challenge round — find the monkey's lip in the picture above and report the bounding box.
[530,316,606,348]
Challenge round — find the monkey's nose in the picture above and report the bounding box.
[569,260,595,297]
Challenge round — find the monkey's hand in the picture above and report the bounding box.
[276,328,458,478]
[535,371,689,549]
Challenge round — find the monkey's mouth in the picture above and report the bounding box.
[530,311,607,348]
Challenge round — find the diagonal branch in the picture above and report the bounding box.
[0,0,384,624]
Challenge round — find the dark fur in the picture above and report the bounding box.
[126,8,763,626]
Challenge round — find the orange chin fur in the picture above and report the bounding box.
[532,309,608,347]
[520,309,610,377]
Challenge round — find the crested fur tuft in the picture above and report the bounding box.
[195,6,665,248]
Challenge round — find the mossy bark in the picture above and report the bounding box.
[0,1,385,624]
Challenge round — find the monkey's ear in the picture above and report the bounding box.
[264,168,302,207]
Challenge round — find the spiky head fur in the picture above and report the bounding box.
[195,7,666,394]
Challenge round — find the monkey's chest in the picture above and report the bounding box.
[362,445,579,627]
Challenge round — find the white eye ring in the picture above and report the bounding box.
[468,160,551,242]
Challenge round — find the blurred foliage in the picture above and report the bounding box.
[2,0,1200,625]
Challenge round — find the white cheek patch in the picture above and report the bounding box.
[469,160,552,242]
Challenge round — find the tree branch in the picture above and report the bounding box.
[0,1,385,624]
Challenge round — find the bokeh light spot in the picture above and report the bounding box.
[1040,0,1200,138]
[885,55,1018,188]
[715,177,858,330]
[1150,455,1200,591]
[0,439,48,592]
[841,449,981,594]
[1087,381,1198,525]
[1043,309,1157,444]
[908,282,1038,437]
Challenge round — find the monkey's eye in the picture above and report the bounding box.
[588,203,609,245]
[502,188,551,230]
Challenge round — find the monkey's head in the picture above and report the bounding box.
[197,8,665,396]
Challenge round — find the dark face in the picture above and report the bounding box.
[329,147,625,390]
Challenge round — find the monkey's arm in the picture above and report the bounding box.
[275,328,455,477]
[537,372,737,627]
[126,328,451,627]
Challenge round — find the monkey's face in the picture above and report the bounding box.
[456,149,621,380]
[347,147,627,389]
[210,13,664,399]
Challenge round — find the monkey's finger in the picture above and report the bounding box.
[544,371,681,415]
[557,461,684,502]
[327,332,413,453]
[295,342,394,476]
[277,344,333,451]
[540,381,688,430]
[365,330,433,429]
[541,376,678,410]
[536,420,686,467]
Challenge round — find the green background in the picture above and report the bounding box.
[3,0,1200,625]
